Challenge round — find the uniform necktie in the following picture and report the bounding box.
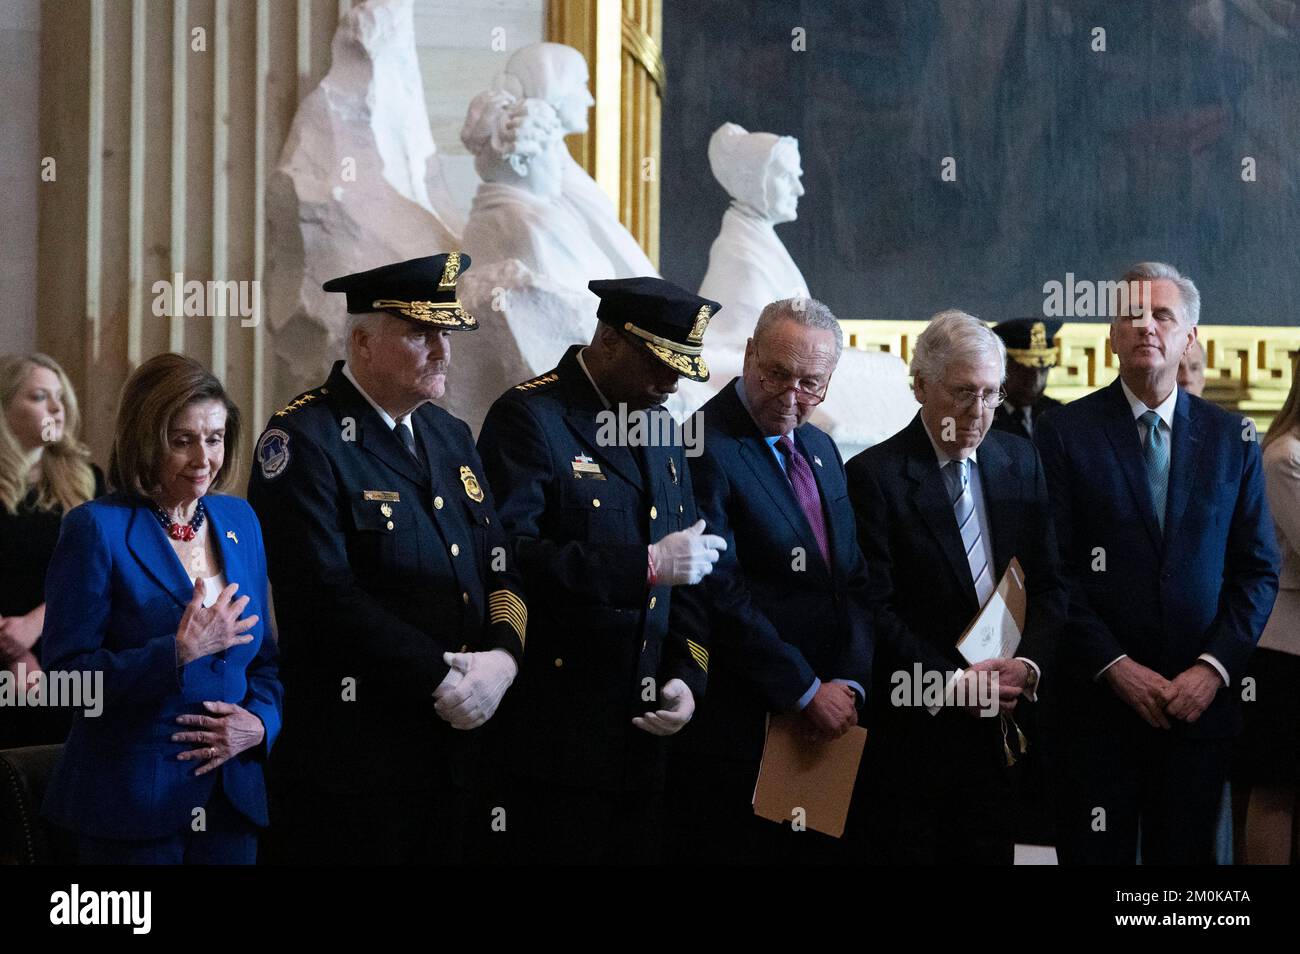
[1140,409,1169,533]
[945,458,994,606]
[394,420,418,460]
[776,435,830,566]
[1021,406,1034,438]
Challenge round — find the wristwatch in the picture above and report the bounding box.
[1020,659,1039,696]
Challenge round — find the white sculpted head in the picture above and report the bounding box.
[461,90,564,197]
[707,122,804,224]
[500,42,594,135]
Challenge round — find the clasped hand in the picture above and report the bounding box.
[433,649,518,730]
[1105,657,1222,728]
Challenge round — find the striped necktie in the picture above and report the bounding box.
[946,458,995,606]
[1140,409,1169,533]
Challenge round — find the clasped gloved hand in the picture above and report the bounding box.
[433,649,518,730]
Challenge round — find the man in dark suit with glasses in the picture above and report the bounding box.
[665,296,873,863]
[846,309,1066,864]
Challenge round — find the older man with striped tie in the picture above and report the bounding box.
[846,309,1066,864]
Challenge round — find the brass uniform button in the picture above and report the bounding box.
[649,596,657,610]
[462,592,469,604]
[386,520,394,530]
[592,498,601,508]
[554,658,563,668]
[678,504,684,514]
[434,496,444,509]
[650,506,658,520]
[451,543,460,556]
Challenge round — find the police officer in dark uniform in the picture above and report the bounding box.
[990,318,1064,441]
[989,316,1064,844]
[476,277,724,863]
[248,252,527,864]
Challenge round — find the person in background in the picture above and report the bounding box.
[0,353,104,750]
[40,353,281,863]
[1178,338,1207,397]
[1238,358,1300,863]
[989,319,1063,441]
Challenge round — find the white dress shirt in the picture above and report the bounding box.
[342,362,416,446]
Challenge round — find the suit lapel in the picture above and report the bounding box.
[563,405,644,489]
[716,383,825,571]
[205,499,243,593]
[125,503,194,608]
[900,415,978,610]
[1100,380,1163,552]
[1162,389,1203,548]
[327,364,429,488]
[974,434,1016,577]
[554,347,645,489]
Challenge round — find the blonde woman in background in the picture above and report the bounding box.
[1240,359,1300,864]
[0,353,103,748]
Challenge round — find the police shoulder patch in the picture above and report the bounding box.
[513,371,560,393]
[257,428,291,480]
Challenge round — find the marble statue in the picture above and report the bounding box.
[498,42,659,280]
[265,0,463,398]
[695,122,918,450]
[459,89,614,288]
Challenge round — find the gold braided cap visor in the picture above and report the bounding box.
[370,299,478,329]
[622,322,710,382]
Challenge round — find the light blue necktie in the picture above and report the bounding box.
[1140,410,1169,533]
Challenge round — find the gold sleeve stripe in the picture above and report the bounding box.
[686,639,708,673]
[489,590,528,648]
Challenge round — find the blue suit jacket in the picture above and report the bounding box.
[40,492,282,840]
[1036,380,1279,738]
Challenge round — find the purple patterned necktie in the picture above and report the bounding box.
[776,435,830,566]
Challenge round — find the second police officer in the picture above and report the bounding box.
[477,277,725,863]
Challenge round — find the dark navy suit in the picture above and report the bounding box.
[666,378,872,863]
[40,492,281,860]
[1036,379,1278,864]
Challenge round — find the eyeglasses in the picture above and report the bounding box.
[936,382,1007,410]
[756,369,831,406]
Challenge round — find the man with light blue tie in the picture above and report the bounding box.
[847,309,1066,863]
[1036,261,1279,864]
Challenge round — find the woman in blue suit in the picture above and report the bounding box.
[41,353,282,864]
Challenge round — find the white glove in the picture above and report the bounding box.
[631,678,696,736]
[650,519,726,586]
[433,649,518,730]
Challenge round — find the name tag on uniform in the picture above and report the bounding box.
[571,454,605,480]
[363,490,401,502]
